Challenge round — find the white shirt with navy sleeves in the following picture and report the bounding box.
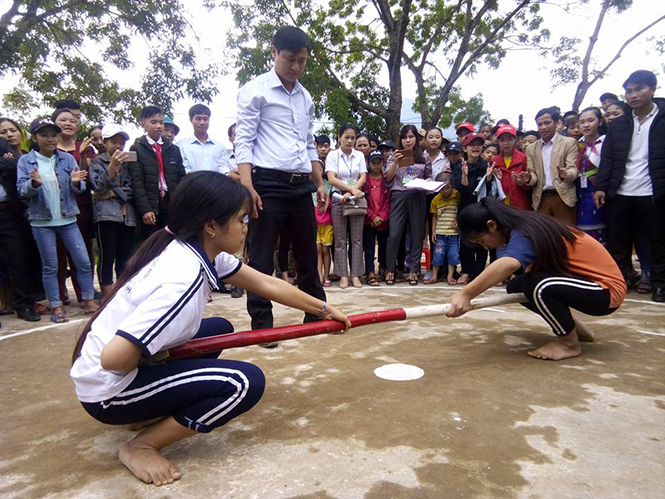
[234,68,318,174]
[70,240,241,403]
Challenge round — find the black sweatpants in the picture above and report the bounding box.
[386,190,427,273]
[96,221,136,285]
[140,195,170,241]
[507,272,616,336]
[81,318,265,433]
[246,171,326,330]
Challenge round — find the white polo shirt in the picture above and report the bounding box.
[70,240,241,403]
[617,104,658,196]
[325,148,366,191]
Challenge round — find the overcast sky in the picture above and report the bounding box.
[1,0,663,146]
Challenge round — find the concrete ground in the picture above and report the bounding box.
[1,283,664,499]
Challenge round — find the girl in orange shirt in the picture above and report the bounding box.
[447,198,626,360]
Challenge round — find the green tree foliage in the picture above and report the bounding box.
[0,1,219,122]
[547,0,665,111]
[219,0,545,141]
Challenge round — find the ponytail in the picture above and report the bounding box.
[458,198,581,275]
[72,171,251,364]
[72,229,174,363]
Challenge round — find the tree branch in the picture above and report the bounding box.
[0,0,21,30]
[17,0,89,32]
[579,0,610,88]
[325,64,390,119]
[589,13,665,87]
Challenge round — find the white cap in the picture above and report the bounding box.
[101,124,130,141]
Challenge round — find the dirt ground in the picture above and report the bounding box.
[1,283,664,499]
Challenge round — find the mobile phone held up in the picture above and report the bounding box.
[397,149,414,167]
[125,151,138,162]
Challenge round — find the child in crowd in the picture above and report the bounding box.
[88,126,105,157]
[576,107,608,244]
[520,130,540,149]
[455,122,474,144]
[314,135,333,287]
[17,118,98,323]
[565,117,582,140]
[492,124,531,210]
[363,151,391,286]
[424,172,460,285]
[378,140,396,162]
[129,106,186,240]
[162,117,180,143]
[481,143,499,162]
[479,123,493,145]
[454,133,489,284]
[89,125,137,298]
[70,171,350,487]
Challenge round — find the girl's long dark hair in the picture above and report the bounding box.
[458,198,582,275]
[72,171,251,364]
[399,124,425,164]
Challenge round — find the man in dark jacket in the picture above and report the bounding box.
[129,106,186,240]
[0,137,40,321]
[595,70,665,302]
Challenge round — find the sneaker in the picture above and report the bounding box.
[17,308,41,322]
[231,286,244,299]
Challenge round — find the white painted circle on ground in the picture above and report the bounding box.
[374,363,424,381]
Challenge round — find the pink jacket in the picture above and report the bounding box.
[363,175,391,230]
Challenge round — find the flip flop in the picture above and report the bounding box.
[50,313,69,324]
[323,280,332,287]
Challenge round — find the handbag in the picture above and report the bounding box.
[342,197,368,216]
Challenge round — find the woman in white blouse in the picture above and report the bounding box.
[326,124,367,288]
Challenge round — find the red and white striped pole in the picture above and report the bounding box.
[166,293,527,361]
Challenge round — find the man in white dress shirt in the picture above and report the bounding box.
[177,104,230,174]
[235,26,328,337]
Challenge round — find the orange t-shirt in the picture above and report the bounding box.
[564,233,626,308]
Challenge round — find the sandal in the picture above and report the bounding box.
[409,273,419,286]
[637,275,652,294]
[323,279,332,287]
[385,272,395,286]
[423,277,437,285]
[367,273,380,286]
[50,312,68,324]
[33,303,51,315]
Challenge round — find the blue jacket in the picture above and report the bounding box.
[16,149,86,221]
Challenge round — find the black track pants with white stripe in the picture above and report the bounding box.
[82,318,265,433]
[506,272,616,336]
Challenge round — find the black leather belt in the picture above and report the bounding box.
[253,166,311,185]
[542,189,558,197]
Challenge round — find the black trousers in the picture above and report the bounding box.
[363,225,388,273]
[507,271,616,336]
[96,221,136,285]
[386,190,427,273]
[606,194,665,287]
[140,195,170,241]
[459,239,488,278]
[246,172,326,330]
[0,208,38,309]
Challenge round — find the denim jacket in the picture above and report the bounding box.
[16,149,86,221]
[89,153,137,226]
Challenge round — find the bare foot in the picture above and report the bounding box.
[528,339,582,361]
[457,273,470,285]
[119,439,182,486]
[573,320,595,342]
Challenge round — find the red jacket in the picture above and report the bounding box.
[494,148,531,210]
[363,174,391,230]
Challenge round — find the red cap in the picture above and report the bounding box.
[496,124,517,138]
[462,133,484,148]
[456,122,475,133]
